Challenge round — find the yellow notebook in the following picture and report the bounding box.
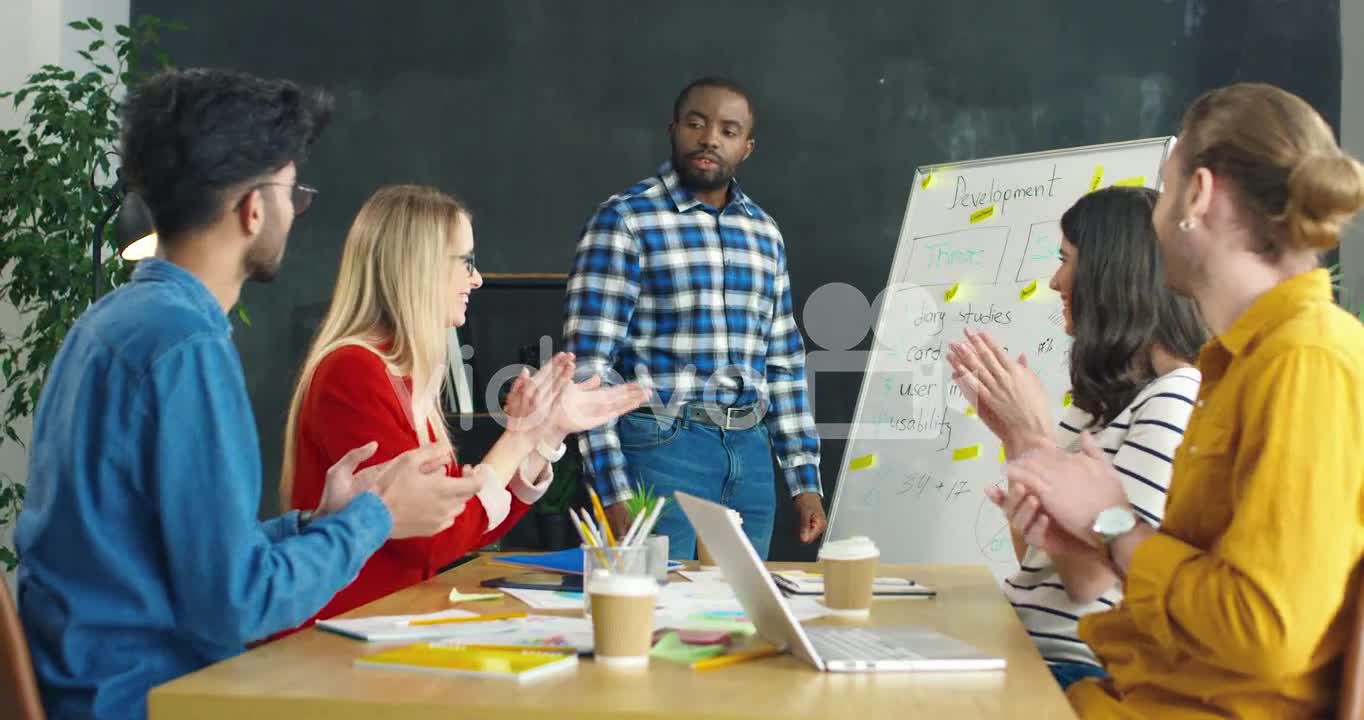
[354,643,579,683]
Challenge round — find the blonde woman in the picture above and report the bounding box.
[278,185,646,632]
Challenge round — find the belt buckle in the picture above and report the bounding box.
[724,406,744,430]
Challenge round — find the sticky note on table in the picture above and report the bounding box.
[1113,176,1146,187]
[952,445,981,461]
[651,632,727,664]
[448,589,503,603]
[969,205,995,224]
[1019,279,1039,300]
[1089,166,1105,191]
[848,453,878,472]
[963,405,977,418]
[1062,391,1073,407]
[944,281,961,302]
[920,173,936,189]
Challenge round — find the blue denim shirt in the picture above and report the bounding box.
[17,259,392,719]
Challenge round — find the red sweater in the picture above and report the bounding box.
[277,344,548,635]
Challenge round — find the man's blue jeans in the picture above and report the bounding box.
[614,411,776,560]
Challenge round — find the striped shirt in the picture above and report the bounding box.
[563,162,821,506]
[1004,367,1201,667]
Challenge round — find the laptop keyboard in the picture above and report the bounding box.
[806,626,923,661]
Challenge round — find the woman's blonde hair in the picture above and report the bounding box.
[280,184,469,506]
[1178,82,1364,255]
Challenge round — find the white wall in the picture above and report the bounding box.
[0,0,131,590]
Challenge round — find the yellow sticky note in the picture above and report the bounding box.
[1062,391,1073,407]
[920,173,936,189]
[1020,279,1039,300]
[969,205,995,224]
[1089,166,1105,191]
[448,589,503,603]
[952,445,981,461]
[944,281,960,302]
[964,405,977,418]
[848,453,878,472]
[999,446,1007,462]
[1113,176,1146,187]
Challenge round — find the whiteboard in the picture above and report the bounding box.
[823,137,1174,579]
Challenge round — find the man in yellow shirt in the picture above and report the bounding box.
[994,83,1364,718]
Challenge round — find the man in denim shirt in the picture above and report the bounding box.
[16,68,477,719]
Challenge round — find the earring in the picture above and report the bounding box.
[1178,218,1197,232]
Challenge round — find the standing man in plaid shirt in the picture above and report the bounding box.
[564,77,825,560]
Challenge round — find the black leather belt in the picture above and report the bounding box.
[637,403,763,431]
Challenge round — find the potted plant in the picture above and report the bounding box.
[622,481,661,528]
[622,482,670,580]
[0,16,180,571]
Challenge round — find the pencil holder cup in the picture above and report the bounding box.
[644,534,670,584]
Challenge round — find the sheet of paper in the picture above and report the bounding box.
[431,615,596,653]
[316,608,479,642]
[677,570,726,583]
[500,588,588,611]
[652,581,831,629]
[658,580,739,604]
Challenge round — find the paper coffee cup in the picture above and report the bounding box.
[587,571,658,667]
[818,536,880,617]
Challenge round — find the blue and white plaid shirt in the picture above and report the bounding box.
[564,162,821,506]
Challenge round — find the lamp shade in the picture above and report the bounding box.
[117,192,157,260]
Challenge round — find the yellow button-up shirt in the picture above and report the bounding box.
[1070,269,1364,719]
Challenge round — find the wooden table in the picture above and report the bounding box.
[150,557,1078,719]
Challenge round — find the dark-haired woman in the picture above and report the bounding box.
[947,186,1207,688]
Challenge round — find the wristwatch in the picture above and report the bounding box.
[1093,506,1139,569]
[535,439,567,463]
[1092,506,1137,544]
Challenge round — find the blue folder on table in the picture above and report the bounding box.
[493,547,683,575]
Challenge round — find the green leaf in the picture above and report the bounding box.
[87,17,103,31]
[68,21,90,31]
[0,546,18,573]
[115,24,131,37]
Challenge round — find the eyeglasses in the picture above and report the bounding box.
[237,181,319,217]
[455,252,477,276]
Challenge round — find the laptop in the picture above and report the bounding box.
[675,491,1007,673]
